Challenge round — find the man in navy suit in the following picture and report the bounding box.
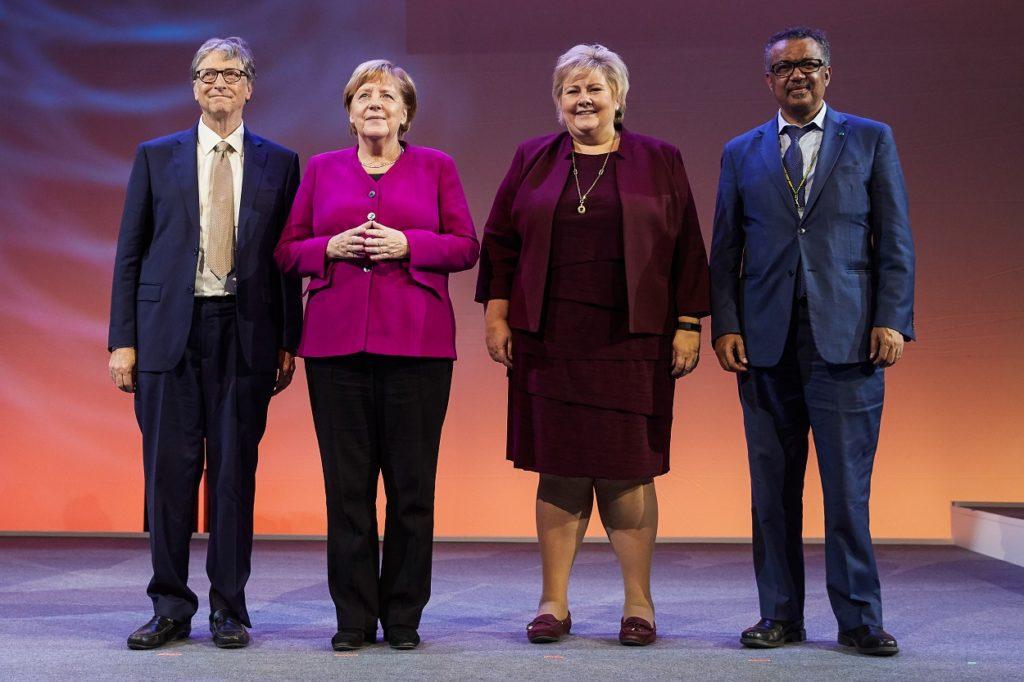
[108,37,301,650]
[709,27,914,656]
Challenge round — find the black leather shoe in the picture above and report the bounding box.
[127,615,190,650]
[740,618,806,648]
[838,625,899,656]
[386,625,421,650]
[210,609,250,649]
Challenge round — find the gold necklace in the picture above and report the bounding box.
[571,137,616,215]
[360,146,403,169]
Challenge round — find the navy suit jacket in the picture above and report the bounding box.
[709,107,915,366]
[108,126,303,373]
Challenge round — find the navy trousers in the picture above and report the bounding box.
[305,354,452,633]
[134,297,275,627]
[737,299,885,631]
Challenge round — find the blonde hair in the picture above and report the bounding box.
[343,59,418,136]
[552,44,629,127]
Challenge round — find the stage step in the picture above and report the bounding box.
[951,502,1024,568]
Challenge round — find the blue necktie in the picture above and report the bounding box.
[782,123,817,208]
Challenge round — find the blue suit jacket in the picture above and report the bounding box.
[108,126,303,373]
[709,107,915,366]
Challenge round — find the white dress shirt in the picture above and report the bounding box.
[777,102,827,219]
[195,118,244,296]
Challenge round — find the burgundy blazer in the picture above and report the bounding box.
[274,144,479,359]
[475,129,710,334]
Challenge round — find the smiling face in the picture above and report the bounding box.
[193,51,252,124]
[348,76,408,143]
[558,69,619,144]
[765,37,831,123]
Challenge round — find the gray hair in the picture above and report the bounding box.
[552,44,629,127]
[763,27,831,72]
[190,36,256,81]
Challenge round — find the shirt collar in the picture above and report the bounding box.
[777,102,828,134]
[197,117,245,155]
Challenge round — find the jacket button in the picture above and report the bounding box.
[788,270,795,277]
[193,247,199,255]
[798,228,807,234]
[367,212,376,220]
[363,266,371,273]
[368,190,376,198]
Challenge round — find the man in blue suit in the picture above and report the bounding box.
[709,27,914,656]
[107,37,301,650]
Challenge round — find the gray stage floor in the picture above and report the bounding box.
[0,538,1021,680]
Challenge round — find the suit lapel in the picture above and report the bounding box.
[237,130,267,249]
[528,133,572,264]
[802,108,848,220]
[757,118,799,220]
[172,127,201,241]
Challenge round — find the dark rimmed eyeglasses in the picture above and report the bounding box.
[193,68,250,84]
[769,59,826,78]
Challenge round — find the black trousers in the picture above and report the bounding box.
[305,353,453,632]
[134,297,275,627]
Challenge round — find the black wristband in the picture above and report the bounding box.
[677,321,701,332]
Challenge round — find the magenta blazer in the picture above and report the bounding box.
[475,130,709,334]
[274,144,479,359]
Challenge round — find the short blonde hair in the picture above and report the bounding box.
[343,59,418,136]
[552,44,629,127]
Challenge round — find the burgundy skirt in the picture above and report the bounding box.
[506,154,674,480]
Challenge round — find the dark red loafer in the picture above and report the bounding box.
[619,616,656,646]
[526,612,572,643]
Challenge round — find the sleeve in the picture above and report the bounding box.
[868,125,916,340]
[670,149,711,319]
[107,144,153,351]
[278,152,303,352]
[273,156,332,279]
[708,144,746,341]
[474,145,526,302]
[403,154,480,274]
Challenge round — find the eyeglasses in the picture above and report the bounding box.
[769,59,826,78]
[193,68,249,84]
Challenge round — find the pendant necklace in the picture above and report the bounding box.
[571,136,616,214]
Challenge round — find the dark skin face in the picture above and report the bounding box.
[765,37,831,125]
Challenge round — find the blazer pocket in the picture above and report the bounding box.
[137,283,161,301]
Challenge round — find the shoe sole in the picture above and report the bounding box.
[214,639,249,649]
[837,635,899,656]
[527,635,561,644]
[332,642,364,651]
[127,628,191,650]
[740,629,806,649]
[389,641,419,650]
[620,637,655,646]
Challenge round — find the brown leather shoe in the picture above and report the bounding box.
[526,612,572,643]
[619,616,656,646]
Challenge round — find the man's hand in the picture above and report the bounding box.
[364,221,409,261]
[671,330,700,378]
[713,333,748,372]
[109,347,137,392]
[870,327,904,367]
[326,221,371,260]
[273,349,296,395]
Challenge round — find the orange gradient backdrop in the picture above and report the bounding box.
[1,0,1021,540]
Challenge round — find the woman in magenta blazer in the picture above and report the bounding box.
[476,45,710,646]
[274,59,478,652]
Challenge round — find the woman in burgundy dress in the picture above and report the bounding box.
[476,44,710,646]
